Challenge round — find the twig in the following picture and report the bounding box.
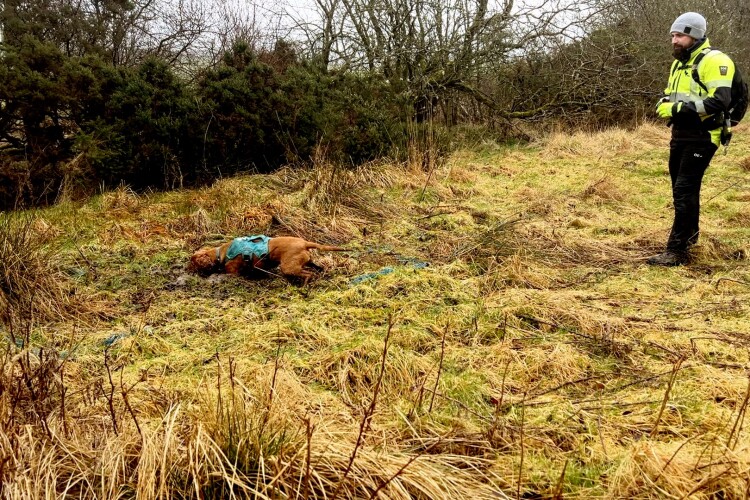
[704,176,746,203]
[653,434,702,484]
[203,112,214,173]
[73,242,97,281]
[714,277,750,288]
[501,313,508,343]
[424,387,492,423]
[119,366,143,437]
[552,459,568,500]
[408,365,433,419]
[429,322,448,413]
[727,373,750,450]
[331,314,394,500]
[260,341,283,437]
[58,327,83,439]
[417,135,439,203]
[367,436,444,500]
[692,458,745,471]
[228,356,236,395]
[488,360,512,443]
[692,434,721,477]
[597,411,609,460]
[215,351,222,425]
[303,416,315,500]
[103,348,119,435]
[517,390,527,500]
[449,215,525,260]
[650,356,685,438]
[680,466,733,499]
[11,295,53,438]
[515,313,600,344]
[523,375,604,404]
[416,210,458,220]
[605,364,694,395]
[513,366,692,410]
[578,400,666,412]
[645,341,683,358]
[252,263,286,280]
[60,362,69,438]
[270,341,282,403]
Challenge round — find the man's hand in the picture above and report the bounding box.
[656,100,683,119]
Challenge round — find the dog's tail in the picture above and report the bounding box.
[305,241,347,252]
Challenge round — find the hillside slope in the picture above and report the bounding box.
[2,123,750,498]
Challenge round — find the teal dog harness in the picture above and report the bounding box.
[216,235,271,264]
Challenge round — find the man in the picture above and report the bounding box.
[649,12,734,266]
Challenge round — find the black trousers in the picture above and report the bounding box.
[666,139,718,252]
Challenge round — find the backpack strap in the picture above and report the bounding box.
[691,47,714,95]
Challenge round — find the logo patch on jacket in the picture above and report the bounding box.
[720,66,728,76]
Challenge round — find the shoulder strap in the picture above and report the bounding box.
[691,47,715,94]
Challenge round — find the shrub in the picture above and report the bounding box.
[0,38,75,206]
[192,43,286,176]
[276,67,410,165]
[0,39,418,208]
[81,59,196,189]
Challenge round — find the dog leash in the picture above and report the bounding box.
[241,254,286,280]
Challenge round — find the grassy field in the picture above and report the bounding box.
[2,123,750,498]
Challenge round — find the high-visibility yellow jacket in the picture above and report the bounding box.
[662,38,734,146]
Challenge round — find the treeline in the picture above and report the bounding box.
[0,38,410,208]
[2,0,749,209]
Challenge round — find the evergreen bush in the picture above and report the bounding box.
[0,39,412,209]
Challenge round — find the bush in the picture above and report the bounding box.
[275,67,410,165]
[327,73,410,164]
[192,43,286,176]
[0,38,75,206]
[0,39,416,208]
[81,59,196,189]
[193,45,411,172]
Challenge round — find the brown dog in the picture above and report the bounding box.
[189,235,346,283]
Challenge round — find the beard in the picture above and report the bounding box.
[672,44,690,60]
[672,37,702,61]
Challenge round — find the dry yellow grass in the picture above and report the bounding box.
[1,122,750,498]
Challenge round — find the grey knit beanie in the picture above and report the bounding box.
[670,12,706,39]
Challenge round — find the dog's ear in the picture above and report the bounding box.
[189,247,216,275]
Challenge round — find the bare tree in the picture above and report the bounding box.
[0,0,213,68]
[592,0,750,65]
[290,0,610,121]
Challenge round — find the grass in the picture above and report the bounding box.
[2,122,750,498]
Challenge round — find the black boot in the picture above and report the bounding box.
[647,250,689,266]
